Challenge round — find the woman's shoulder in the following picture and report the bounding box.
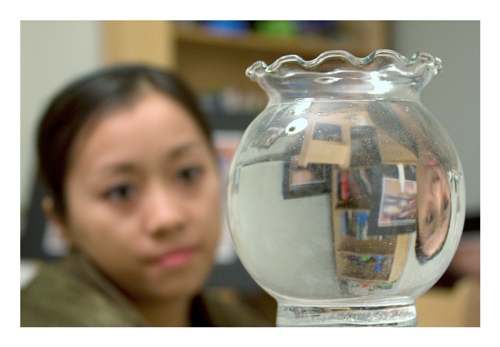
[196,288,276,327]
[20,260,136,327]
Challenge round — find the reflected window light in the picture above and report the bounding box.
[369,71,393,94]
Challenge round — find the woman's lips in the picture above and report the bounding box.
[157,248,196,269]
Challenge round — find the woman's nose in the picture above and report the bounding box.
[142,186,186,237]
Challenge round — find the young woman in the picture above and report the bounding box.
[21,65,272,327]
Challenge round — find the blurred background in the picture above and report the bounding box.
[20,20,480,327]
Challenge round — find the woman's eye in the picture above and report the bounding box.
[443,198,449,212]
[425,211,435,225]
[104,184,135,201]
[178,166,203,183]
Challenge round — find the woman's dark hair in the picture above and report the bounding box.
[37,64,212,218]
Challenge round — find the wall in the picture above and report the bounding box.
[20,20,480,217]
[20,21,102,212]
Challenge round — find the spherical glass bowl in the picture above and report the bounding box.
[226,50,465,326]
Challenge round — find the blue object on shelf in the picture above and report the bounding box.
[374,263,384,273]
[204,21,250,36]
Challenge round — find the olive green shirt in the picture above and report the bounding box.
[21,252,273,327]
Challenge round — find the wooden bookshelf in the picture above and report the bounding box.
[103,21,389,96]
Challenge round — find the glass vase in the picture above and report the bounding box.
[226,49,465,327]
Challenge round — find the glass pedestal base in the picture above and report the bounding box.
[276,303,417,327]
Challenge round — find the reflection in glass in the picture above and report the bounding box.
[227,50,465,326]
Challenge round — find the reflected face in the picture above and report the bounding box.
[60,92,221,302]
[416,158,451,259]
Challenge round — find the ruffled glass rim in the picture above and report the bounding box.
[246,49,443,81]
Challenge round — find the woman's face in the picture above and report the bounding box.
[416,157,451,258]
[58,92,221,302]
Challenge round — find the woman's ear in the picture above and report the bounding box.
[41,196,70,242]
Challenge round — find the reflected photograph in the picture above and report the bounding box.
[368,164,417,236]
[282,155,331,199]
[378,177,417,225]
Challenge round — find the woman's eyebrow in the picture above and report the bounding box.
[167,141,204,160]
[96,163,137,175]
[96,141,205,174]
